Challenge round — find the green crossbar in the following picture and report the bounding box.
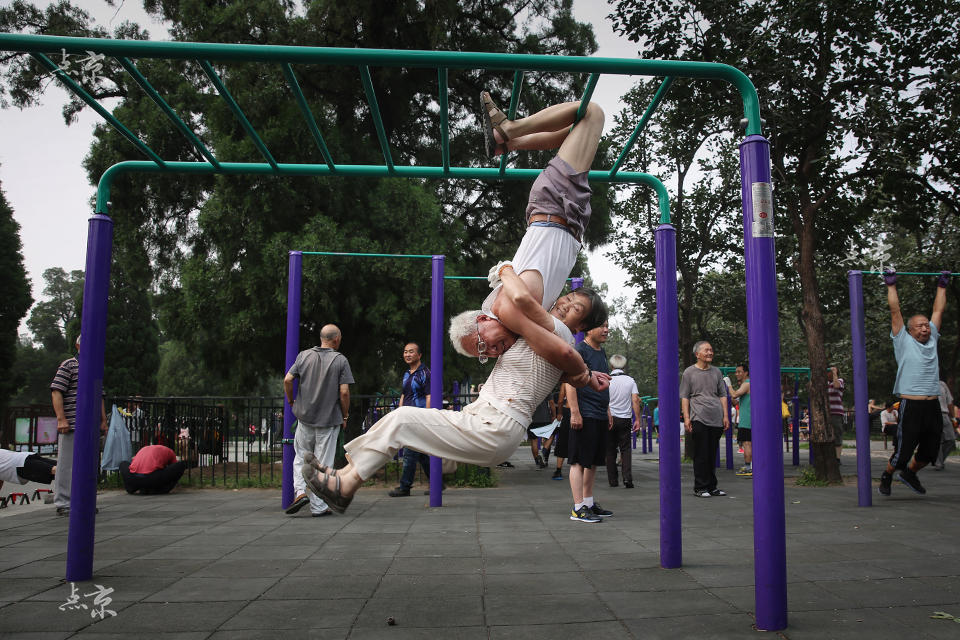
[0,33,766,223]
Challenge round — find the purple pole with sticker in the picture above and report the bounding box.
[281,251,302,510]
[848,271,872,507]
[792,377,801,467]
[429,256,445,507]
[741,134,787,630]
[655,223,681,569]
[65,213,113,582]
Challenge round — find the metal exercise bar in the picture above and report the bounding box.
[359,65,394,171]
[438,67,450,173]
[860,271,959,276]
[300,251,433,259]
[198,59,278,170]
[117,56,220,168]
[610,76,674,184]
[499,70,525,176]
[281,63,336,170]
[31,53,166,167]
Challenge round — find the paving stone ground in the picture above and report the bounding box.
[1,440,959,639]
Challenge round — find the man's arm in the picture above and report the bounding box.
[283,373,296,405]
[339,384,350,424]
[931,279,947,331]
[493,266,554,332]
[52,390,69,434]
[101,398,108,434]
[631,393,642,432]
[830,367,842,390]
[720,394,729,430]
[731,381,750,399]
[886,278,904,335]
[681,397,692,433]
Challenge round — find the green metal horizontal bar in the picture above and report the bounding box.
[301,251,433,259]
[116,56,220,168]
[717,366,811,376]
[859,271,959,276]
[198,60,278,170]
[575,73,600,123]
[499,70,525,176]
[31,53,165,167]
[438,68,450,174]
[2,34,764,135]
[94,160,669,215]
[610,77,674,180]
[281,63,335,170]
[359,65,394,171]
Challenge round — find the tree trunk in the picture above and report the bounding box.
[797,207,842,484]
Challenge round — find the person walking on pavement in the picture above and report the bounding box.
[284,324,354,516]
[389,342,433,497]
[606,354,640,489]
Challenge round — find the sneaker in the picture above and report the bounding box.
[624,482,634,489]
[285,493,310,514]
[497,461,514,468]
[898,469,926,495]
[388,486,411,497]
[311,509,333,517]
[709,489,727,497]
[535,452,546,468]
[694,490,712,498]
[590,503,613,518]
[878,471,892,496]
[551,468,562,480]
[570,505,601,523]
[736,466,753,477]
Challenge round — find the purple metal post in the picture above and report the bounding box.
[65,213,113,582]
[571,277,584,343]
[848,271,872,507]
[792,377,800,467]
[724,386,734,469]
[655,224,681,569]
[741,134,787,630]
[452,381,460,411]
[646,411,654,451]
[429,256,445,507]
[281,251,302,510]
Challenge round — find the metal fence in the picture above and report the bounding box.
[3,388,482,488]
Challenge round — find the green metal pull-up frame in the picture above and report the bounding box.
[0,32,789,633]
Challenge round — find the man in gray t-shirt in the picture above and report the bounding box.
[680,340,729,498]
[283,324,355,516]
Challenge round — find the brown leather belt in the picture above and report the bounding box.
[527,213,581,242]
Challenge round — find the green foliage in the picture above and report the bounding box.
[795,466,830,487]
[0,182,33,415]
[450,464,497,488]
[10,337,65,405]
[26,268,83,355]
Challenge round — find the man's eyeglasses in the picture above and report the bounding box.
[477,335,488,364]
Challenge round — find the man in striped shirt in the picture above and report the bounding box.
[50,335,108,516]
[827,366,846,461]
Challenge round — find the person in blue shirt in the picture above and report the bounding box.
[389,342,432,497]
[878,269,949,497]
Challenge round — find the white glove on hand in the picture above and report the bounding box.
[488,260,512,289]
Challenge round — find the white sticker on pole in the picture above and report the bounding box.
[751,182,774,238]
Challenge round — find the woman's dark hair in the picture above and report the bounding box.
[574,287,608,332]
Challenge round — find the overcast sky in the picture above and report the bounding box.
[1,0,643,333]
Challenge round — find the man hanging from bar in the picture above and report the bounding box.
[301,94,610,513]
[450,91,606,362]
[878,269,950,497]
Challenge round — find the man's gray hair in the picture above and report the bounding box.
[449,310,482,357]
[692,340,711,356]
[609,354,627,370]
[320,325,341,342]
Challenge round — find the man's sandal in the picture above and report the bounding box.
[480,91,510,158]
[301,466,353,514]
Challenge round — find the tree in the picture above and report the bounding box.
[0,181,33,417]
[609,0,959,481]
[26,267,83,355]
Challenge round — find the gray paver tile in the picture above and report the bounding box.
[143,576,278,602]
[353,595,484,627]
[484,593,613,625]
[218,598,365,630]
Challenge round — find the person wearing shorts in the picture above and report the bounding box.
[552,386,571,480]
[731,363,752,477]
[878,269,949,496]
[565,322,612,523]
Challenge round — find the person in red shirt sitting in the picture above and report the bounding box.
[119,445,186,495]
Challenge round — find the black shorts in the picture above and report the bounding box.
[567,416,608,469]
[890,398,941,469]
[554,408,571,459]
[737,427,752,444]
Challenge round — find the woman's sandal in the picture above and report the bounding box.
[480,91,510,158]
[301,466,353,514]
[303,452,337,475]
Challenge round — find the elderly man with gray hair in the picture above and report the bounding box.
[680,341,730,498]
[607,354,641,489]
